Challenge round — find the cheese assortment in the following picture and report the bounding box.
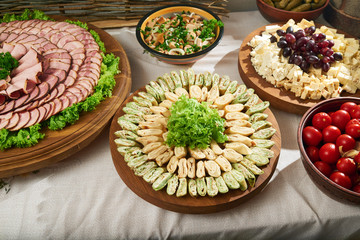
[114,69,277,197]
[248,19,360,100]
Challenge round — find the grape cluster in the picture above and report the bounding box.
[270,26,343,72]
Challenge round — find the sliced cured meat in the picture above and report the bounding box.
[9,111,30,131]
[17,34,39,44]
[43,102,55,120]
[21,19,39,29]
[0,100,15,114]
[22,108,40,128]
[48,60,71,72]
[84,57,102,66]
[67,87,84,102]
[11,62,42,85]
[56,83,66,97]
[64,75,75,88]
[9,43,27,60]
[13,94,29,109]
[36,106,47,124]
[5,84,23,99]
[2,42,15,53]
[74,84,90,101]
[41,74,59,90]
[44,87,58,104]
[33,82,49,101]
[23,85,39,105]
[27,100,39,111]
[77,79,94,94]
[0,111,13,120]
[57,34,76,48]
[0,80,7,91]
[41,42,58,52]
[5,33,21,42]
[12,51,40,75]
[5,112,19,129]
[59,95,70,111]
[11,33,29,43]
[63,40,84,52]
[43,51,71,60]
[43,68,66,83]
[43,29,60,40]
[0,118,9,129]
[63,91,78,107]
[37,27,53,37]
[51,98,63,116]
[0,32,9,42]
[49,31,68,45]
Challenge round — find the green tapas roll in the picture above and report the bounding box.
[145,84,160,102]
[240,159,264,175]
[249,112,268,123]
[196,177,207,196]
[187,68,196,86]
[126,102,152,115]
[225,80,238,94]
[219,75,230,95]
[114,130,139,141]
[114,138,138,147]
[230,169,248,191]
[117,146,141,156]
[251,147,274,158]
[194,73,204,87]
[133,96,153,108]
[144,167,165,183]
[188,179,198,197]
[179,70,189,89]
[245,101,270,115]
[170,71,183,89]
[253,139,275,149]
[156,77,170,93]
[233,84,247,98]
[176,177,188,197]
[119,114,143,124]
[203,71,213,90]
[211,73,220,87]
[150,81,166,102]
[251,127,276,139]
[117,118,140,132]
[232,163,256,187]
[134,161,157,177]
[215,176,229,194]
[138,91,159,106]
[245,153,269,167]
[166,174,179,195]
[251,120,272,131]
[162,73,176,92]
[152,172,173,191]
[127,155,148,169]
[222,171,240,189]
[244,94,259,109]
[232,88,254,104]
[206,177,219,197]
[124,149,143,163]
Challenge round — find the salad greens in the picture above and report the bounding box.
[0,52,18,80]
[0,10,120,150]
[165,95,227,149]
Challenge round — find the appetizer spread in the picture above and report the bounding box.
[0,10,120,150]
[140,11,223,55]
[248,19,360,100]
[114,69,276,197]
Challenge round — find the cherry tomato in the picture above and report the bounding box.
[303,126,322,146]
[346,118,360,126]
[306,146,320,162]
[319,143,340,164]
[335,134,356,152]
[314,161,332,177]
[353,184,360,193]
[312,112,332,130]
[345,123,360,139]
[322,125,341,143]
[330,171,352,189]
[350,105,360,119]
[336,157,357,176]
[331,110,351,131]
[354,153,360,164]
[340,101,357,114]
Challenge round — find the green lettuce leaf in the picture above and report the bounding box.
[165,95,227,149]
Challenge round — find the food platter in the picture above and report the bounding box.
[0,16,132,178]
[238,23,360,115]
[109,86,281,214]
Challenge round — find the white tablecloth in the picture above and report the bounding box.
[1,11,359,240]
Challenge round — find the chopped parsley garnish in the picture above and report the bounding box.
[0,52,18,79]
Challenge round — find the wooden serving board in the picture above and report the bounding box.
[0,16,132,178]
[238,24,360,115]
[109,87,281,214]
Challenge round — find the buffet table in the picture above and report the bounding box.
[1,10,359,240]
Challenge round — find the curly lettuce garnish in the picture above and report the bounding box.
[0,10,120,150]
[165,95,227,149]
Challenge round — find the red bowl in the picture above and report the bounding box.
[256,0,329,23]
[297,97,360,204]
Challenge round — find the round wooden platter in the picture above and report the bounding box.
[0,16,132,178]
[238,23,360,115]
[109,86,281,214]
